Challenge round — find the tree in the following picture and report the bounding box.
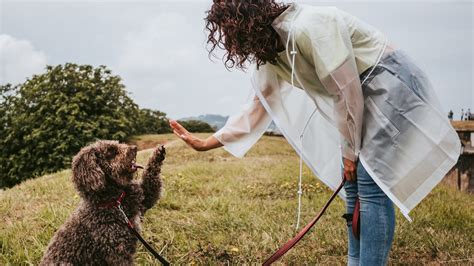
[0,64,140,188]
[0,84,18,183]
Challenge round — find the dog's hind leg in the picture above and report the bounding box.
[141,145,165,211]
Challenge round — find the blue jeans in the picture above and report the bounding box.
[343,160,395,265]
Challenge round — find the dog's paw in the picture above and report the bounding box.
[152,145,166,163]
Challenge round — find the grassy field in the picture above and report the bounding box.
[1,134,473,265]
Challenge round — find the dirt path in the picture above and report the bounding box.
[134,139,181,151]
[128,136,175,151]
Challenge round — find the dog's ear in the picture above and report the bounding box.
[72,147,105,193]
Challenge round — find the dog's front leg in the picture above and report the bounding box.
[141,145,165,211]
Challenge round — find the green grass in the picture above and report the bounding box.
[1,134,473,265]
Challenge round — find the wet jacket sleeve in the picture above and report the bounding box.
[301,10,363,162]
[213,89,273,158]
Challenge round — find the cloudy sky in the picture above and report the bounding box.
[0,0,472,119]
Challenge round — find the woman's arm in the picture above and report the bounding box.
[170,90,272,156]
[297,9,366,180]
[169,120,223,151]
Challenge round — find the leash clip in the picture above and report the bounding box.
[110,192,169,265]
[117,204,133,228]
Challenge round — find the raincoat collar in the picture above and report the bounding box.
[271,3,301,42]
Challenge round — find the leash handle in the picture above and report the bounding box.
[262,179,346,266]
[352,197,361,240]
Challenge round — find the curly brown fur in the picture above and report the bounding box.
[40,141,165,265]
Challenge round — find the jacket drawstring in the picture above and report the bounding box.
[286,17,319,230]
[285,8,389,230]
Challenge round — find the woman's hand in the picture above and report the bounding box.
[169,120,205,151]
[343,157,357,182]
[169,120,223,151]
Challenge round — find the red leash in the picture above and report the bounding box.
[98,192,170,265]
[262,179,346,266]
[352,197,361,240]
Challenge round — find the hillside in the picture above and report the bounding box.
[178,114,280,133]
[1,134,473,264]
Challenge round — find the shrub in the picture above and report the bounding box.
[0,64,140,188]
[136,109,172,135]
[177,120,215,133]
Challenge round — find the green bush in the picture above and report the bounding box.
[177,120,215,133]
[136,109,172,135]
[0,64,142,188]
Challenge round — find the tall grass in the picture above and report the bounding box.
[1,134,473,264]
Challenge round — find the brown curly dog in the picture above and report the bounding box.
[40,140,165,265]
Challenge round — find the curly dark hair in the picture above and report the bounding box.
[205,0,289,70]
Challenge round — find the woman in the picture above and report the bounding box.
[170,1,460,265]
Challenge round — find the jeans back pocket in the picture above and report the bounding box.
[365,96,400,139]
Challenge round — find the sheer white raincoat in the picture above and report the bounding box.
[213,4,461,220]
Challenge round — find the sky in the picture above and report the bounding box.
[0,0,472,120]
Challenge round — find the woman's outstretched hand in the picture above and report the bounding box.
[343,157,357,182]
[169,120,223,151]
[169,120,205,151]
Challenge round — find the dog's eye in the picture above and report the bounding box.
[105,147,118,160]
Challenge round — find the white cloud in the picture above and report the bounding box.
[117,12,201,75]
[114,10,250,118]
[0,34,48,85]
